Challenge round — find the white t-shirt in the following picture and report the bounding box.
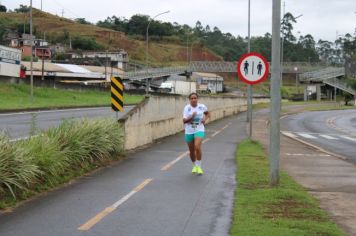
[183,103,208,134]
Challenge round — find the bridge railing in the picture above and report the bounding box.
[299,67,345,82]
[324,78,356,96]
[123,61,334,80]
[124,66,188,80]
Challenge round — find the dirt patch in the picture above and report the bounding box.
[264,199,323,221]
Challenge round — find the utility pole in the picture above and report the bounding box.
[105,50,108,81]
[270,0,282,186]
[30,0,34,101]
[246,0,253,139]
[281,1,285,86]
[61,9,64,18]
[41,49,45,80]
[41,0,43,11]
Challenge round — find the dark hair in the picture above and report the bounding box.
[188,92,198,99]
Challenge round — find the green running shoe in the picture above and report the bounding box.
[197,166,204,175]
[192,165,198,174]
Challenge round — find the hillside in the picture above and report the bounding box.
[0,9,222,67]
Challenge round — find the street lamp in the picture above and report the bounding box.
[189,36,207,64]
[145,10,170,94]
[280,9,303,86]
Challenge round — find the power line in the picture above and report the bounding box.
[51,0,81,19]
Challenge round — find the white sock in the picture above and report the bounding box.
[193,161,196,166]
[196,160,201,167]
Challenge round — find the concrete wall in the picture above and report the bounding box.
[121,94,269,150]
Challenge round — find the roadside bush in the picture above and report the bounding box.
[72,36,104,50]
[0,134,40,198]
[0,118,124,203]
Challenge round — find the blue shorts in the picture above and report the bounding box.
[185,132,205,143]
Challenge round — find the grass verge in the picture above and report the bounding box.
[230,140,346,236]
[253,101,356,111]
[0,118,125,210]
[0,83,144,111]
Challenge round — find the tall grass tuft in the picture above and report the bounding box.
[0,118,125,203]
[0,134,40,198]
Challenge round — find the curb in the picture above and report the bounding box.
[0,104,137,114]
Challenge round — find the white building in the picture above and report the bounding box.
[192,72,224,94]
[0,45,21,78]
[72,50,128,69]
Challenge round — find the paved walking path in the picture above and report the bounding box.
[0,114,247,236]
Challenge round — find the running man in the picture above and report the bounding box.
[183,93,210,175]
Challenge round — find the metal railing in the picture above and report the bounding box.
[324,78,356,96]
[124,66,188,80]
[299,67,345,82]
[123,61,335,81]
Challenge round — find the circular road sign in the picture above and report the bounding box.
[237,52,269,85]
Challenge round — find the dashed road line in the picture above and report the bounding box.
[161,123,231,172]
[319,134,339,140]
[282,131,356,143]
[340,136,356,142]
[298,133,317,139]
[78,179,153,231]
[161,151,189,171]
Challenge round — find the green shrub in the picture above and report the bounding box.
[72,36,104,50]
[0,118,124,202]
[0,134,40,198]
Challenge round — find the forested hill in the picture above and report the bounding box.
[97,13,355,64]
[0,4,355,65]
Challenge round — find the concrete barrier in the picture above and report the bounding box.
[120,94,269,150]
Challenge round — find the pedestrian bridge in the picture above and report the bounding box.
[124,61,329,81]
[123,61,355,97]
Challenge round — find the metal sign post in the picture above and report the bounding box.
[111,76,124,120]
[237,52,269,138]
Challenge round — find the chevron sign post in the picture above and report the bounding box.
[111,76,124,113]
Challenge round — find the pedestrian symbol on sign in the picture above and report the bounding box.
[257,62,263,75]
[244,60,249,75]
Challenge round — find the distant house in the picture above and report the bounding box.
[8,33,51,60]
[71,50,128,69]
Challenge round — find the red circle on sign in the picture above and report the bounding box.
[237,52,269,85]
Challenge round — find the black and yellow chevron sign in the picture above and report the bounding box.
[111,76,124,112]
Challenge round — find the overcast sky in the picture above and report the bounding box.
[2,0,356,42]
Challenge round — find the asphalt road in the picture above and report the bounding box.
[0,114,247,236]
[0,107,133,140]
[281,109,356,163]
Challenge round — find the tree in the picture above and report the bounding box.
[281,12,297,42]
[75,18,91,25]
[0,5,7,12]
[299,34,315,49]
[347,79,356,90]
[317,40,334,63]
[126,14,149,35]
[14,4,30,13]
